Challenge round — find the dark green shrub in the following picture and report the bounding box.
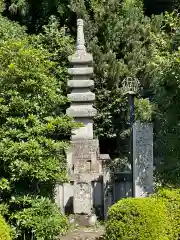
[0,215,11,240]
[9,197,69,239]
[0,204,8,216]
[152,188,180,239]
[105,197,173,240]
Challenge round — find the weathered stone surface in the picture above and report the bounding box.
[68,80,94,88]
[68,52,93,64]
[71,173,103,182]
[68,19,93,65]
[66,106,97,117]
[100,154,111,161]
[133,121,153,197]
[69,139,102,178]
[72,120,93,140]
[76,19,86,52]
[71,139,100,160]
[74,161,91,173]
[68,67,93,76]
[55,183,74,214]
[55,184,64,214]
[103,165,112,220]
[68,92,95,102]
[60,226,104,240]
[74,182,92,214]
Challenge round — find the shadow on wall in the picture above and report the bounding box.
[113,172,132,203]
[64,196,73,215]
[92,179,104,220]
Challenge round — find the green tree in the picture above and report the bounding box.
[30,15,74,95]
[0,14,77,239]
[150,11,180,186]
[2,0,70,33]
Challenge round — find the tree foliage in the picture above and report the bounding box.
[0,215,11,240]
[0,13,76,239]
[0,0,180,236]
[2,0,70,33]
[149,11,180,186]
[30,15,74,95]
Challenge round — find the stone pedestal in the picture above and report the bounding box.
[133,121,153,197]
[69,139,101,214]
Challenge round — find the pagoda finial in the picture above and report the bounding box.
[77,19,86,52]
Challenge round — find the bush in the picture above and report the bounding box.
[0,215,11,240]
[105,197,173,240]
[152,188,180,239]
[9,197,69,239]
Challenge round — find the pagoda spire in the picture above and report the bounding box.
[76,19,86,52]
[66,19,96,140]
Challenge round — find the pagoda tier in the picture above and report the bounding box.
[66,19,97,140]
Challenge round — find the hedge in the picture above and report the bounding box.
[152,188,180,239]
[105,197,173,240]
[0,215,11,240]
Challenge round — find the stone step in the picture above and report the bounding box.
[60,228,104,240]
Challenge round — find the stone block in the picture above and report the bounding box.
[68,67,93,76]
[72,119,93,140]
[68,80,94,88]
[133,121,153,197]
[114,179,132,201]
[68,92,95,102]
[74,161,91,173]
[55,184,64,213]
[66,105,97,117]
[71,173,103,182]
[71,139,100,161]
[103,166,112,220]
[74,182,92,214]
[68,52,93,64]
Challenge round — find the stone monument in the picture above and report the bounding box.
[133,121,153,197]
[66,19,111,218]
[55,19,154,221]
[55,18,112,221]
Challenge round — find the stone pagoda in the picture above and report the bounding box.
[55,18,153,221]
[55,19,111,220]
[65,18,110,217]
